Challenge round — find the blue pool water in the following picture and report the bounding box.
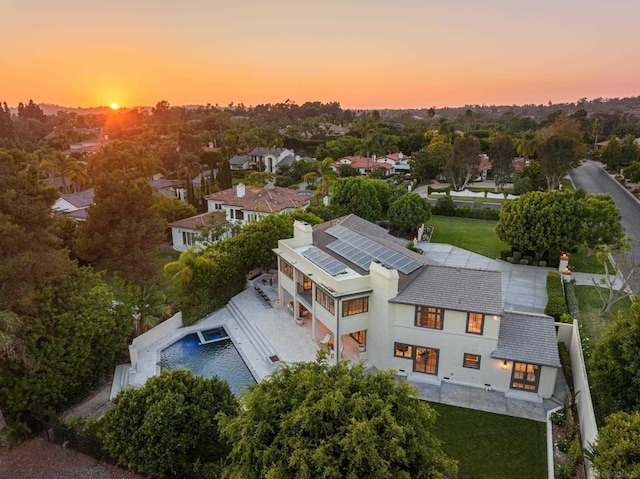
[160,331,256,395]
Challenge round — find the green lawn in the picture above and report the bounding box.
[561,178,575,191]
[574,285,632,346]
[430,403,547,479]
[568,248,613,274]
[426,216,509,259]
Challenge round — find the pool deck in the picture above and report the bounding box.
[126,273,567,422]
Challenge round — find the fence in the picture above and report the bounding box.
[129,311,183,369]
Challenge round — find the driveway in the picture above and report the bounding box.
[569,161,640,293]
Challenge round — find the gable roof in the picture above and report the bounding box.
[249,147,284,157]
[204,185,309,212]
[59,188,94,209]
[229,155,249,165]
[491,311,561,367]
[390,265,503,315]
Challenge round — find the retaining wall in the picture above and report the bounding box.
[129,312,183,369]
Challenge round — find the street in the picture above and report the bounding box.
[570,160,640,293]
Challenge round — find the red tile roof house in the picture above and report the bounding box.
[168,183,311,251]
[333,156,395,176]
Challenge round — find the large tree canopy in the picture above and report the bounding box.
[0,267,133,423]
[74,172,166,284]
[331,177,382,221]
[489,133,515,189]
[495,190,585,261]
[100,369,238,479]
[388,192,432,234]
[219,353,458,479]
[446,135,481,191]
[591,411,640,477]
[591,300,640,416]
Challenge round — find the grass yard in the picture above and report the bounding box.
[568,248,613,274]
[574,284,632,346]
[426,216,509,259]
[430,403,547,479]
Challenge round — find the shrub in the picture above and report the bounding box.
[545,271,568,320]
[563,280,580,320]
[513,251,523,261]
[500,249,512,260]
[539,260,547,267]
[432,196,456,216]
[506,256,514,263]
[519,259,529,265]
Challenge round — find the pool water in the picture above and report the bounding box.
[161,332,256,395]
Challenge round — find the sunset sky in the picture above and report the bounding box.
[2,0,639,109]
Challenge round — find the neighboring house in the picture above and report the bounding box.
[168,183,311,251]
[52,188,94,220]
[248,147,295,173]
[380,152,411,173]
[169,211,228,252]
[150,175,180,198]
[229,155,250,170]
[477,156,529,182]
[274,215,560,402]
[334,153,409,176]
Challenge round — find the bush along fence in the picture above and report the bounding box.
[545,271,570,321]
[432,196,500,220]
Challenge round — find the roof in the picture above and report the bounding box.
[334,156,393,170]
[169,211,227,230]
[390,265,503,315]
[204,185,309,212]
[381,153,409,161]
[310,215,435,290]
[491,311,561,367]
[249,147,283,157]
[277,154,296,167]
[229,155,249,165]
[60,188,94,208]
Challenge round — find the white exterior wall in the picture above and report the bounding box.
[171,227,189,252]
[53,197,78,212]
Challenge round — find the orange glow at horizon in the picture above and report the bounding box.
[110,103,119,110]
[2,1,639,109]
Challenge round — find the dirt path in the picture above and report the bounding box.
[0,438,142,479]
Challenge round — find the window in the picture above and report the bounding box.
[302,275,312,291]
[511,362,540,392]
[280,259,294,280]
[414,347,439,375]
[466,312,484,335]
[394,343,413,358]
[463,353,481,369]
[350,330,366,346]
[316,288,335,314]
[213,203,222,210]
[236,210,244,221]
[342,297,369,317]
[415,306,443,329]
[182,231,196,247]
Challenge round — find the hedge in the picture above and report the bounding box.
[545,271,569,320]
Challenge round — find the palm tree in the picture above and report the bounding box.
[304,157,338,198]
[133,285,171,336]
[514,131,538,158]
[164,249,216,289]
[40,150,86,193]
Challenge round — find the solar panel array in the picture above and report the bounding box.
[325,224,422,274]
[302,246,348,276]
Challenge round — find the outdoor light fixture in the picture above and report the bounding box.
[502,360,508,370]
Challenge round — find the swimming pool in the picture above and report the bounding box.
[160,329,256,395]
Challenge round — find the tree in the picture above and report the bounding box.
[0,148,71,313]
[0,310,21,361]
[303,157,338,198]
[591,300,640,416]
[0,101,15,140]
[100,369,238,479]
[388,192,431,235]
[536,114,584,189]
[39,149,86,193]
[591,411,640,477]
[245,171,275,187]
[495,190,584,261]
[446,136,481,190]
[591,240,639,316]
[132,284,171,336]
[489,134,515,190]
[580,194,624,259]
[0,267,133,423]
[217,159,233,190]
[331,177,382,221]
[410,136,452,184]
[513,160,547,193]
[154,196,197,225]
[74,172,166,285]
[219,351,457,479]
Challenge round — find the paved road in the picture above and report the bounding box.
[570,160,640,293]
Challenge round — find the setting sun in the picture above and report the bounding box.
[110,103,119,110]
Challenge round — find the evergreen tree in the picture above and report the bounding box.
[217,159,233,190]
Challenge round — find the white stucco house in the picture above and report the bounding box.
[169,183,311,251]
[52,188,95,220]
[248,147,295,173]
[274,215,561,402]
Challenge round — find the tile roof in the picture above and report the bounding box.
[390,265,503,315]
[491,311,561,367]
[204,185,309,212]
[334,156,393,170]
[60,188,94,208]
[169,211,226,230]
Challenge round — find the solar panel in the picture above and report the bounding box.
[302,247,348,276]
[325,225,422,274]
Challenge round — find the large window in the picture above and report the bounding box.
[302,275,312,291]
[394,342,413,358]
[280,259,294,280]
[316,288,335,314]
[182,231,196,247]
[350,330,366,346]
[463,353,481,369]
[415,306,443,329]
[511,362,540,392]
[466,312,485,335]
[342,297,369,317]
[414,347,439,375]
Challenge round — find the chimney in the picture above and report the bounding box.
[237,183,246,198]
[398,152,403,160]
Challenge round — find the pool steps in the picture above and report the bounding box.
[227,298,280,365]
